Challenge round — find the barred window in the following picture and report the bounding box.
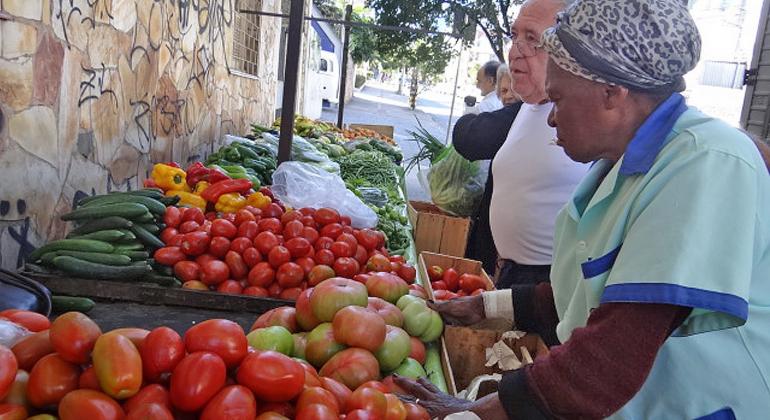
[232,0,262,76]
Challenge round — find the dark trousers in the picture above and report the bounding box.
[495,259,551,289]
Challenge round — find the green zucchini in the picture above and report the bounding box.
[145,273,181,287]
[133,212,155,223]
[28,239,114,263]
[130,224,165,249]
[61,203,149,221]
[120,189,164,199]
[112,242,145,252]
[117,229,137,241]
[55,250,132,266]
[69,217,133,235]
[139,223,160,234]
[69,229,126,242]
[121,251,150,261]
[52,256,151,280]
[160,195,181,206]
[51,296,96,313]
[424,343,448,393]
[40,252,59,266]
[82,195,166,215]
[150,262,174,277]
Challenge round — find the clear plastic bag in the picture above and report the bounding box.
[0,319,31,348]
[427,146,488,217]
[257,133,340,174]
[271,162,378,228]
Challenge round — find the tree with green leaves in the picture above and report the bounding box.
[367,0,524,63]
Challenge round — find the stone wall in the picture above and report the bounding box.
[0,0,281,270]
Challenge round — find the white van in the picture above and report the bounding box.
[319,50,340,105]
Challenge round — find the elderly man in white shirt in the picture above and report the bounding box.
[473,61,504,114]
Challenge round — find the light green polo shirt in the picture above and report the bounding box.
[550,96,770,419]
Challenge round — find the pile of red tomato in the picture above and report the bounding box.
[426,266,490,301]
[155,202,418,300]
[0,309,431,419]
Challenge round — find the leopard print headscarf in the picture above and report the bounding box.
[542,0,701,93]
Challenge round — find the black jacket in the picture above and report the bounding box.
[452,102,523,275]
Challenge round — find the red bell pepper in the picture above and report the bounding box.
[143,178,159,188]
[165,161,181,168]
[186,162,210,187]
[200,179,253,203]
[208,166,231,184]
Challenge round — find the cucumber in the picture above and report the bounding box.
[119,189,164,199]
[117,229,137,241]
[24,263,54,274]
[112,242,145,252]
[139,223,160,234]
[62,203,149,221]
[69,217,133,235]
[41,252,59,265]
[82,195,166,215]
[121,251,150,261]
[55,250,132,266]
[69,229,126,242]
[133,212,155,223]
[145,273,181,287]
[51,296,96,313]
[150,262,174,277]
[130,224,165,249]
[52,256,152,280]
[28,239,114,263]
[160,195,181,206]
[424,343,448,394]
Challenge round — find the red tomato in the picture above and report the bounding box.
[404,402,430,420]
[163,206,182,228]
[174,261,200,282]
[242,286,269,297]
[230,237,253,254]
[295,257,315,275]
[3,311,49,332]
[318,348,380,391]
[184,319,247,368]
[427,266,443,282]
[250,307,297,332]
[200,260,230,285]
[211,219,238,239]
[58,389,125,420]
[0,404,26,420]
[278,287,302,300]
[258,218,283,234]
[353,274,371,285]
[307,265,335,286]
[397,264,417,284]
[254,231,280,255]
[182,208,205,224]
[248,262,276,287]
[432,281,447,290]
[356,229,383,251]
[198,220,212,235]
[170,352,227,412]
[281,211,302,225]
[314,249,335,266]
[258,402,294,418]
[183,280,209,291]
[153,246,187,266]
[314,236,334,251]
[347,409,381,420]
[296,404,337,420]
[357,381,389,394]
[333,257,360,279]
[433,290,458,300]
[342,226,354,235]
[217,280,243,295]
[282,220,304,240]
[321,377,352,413]
[236,351,304,402]
[456,290,468,297]
[354,245,369,266]
[337,233,358,249]
[27,354,79,408]
[458,274,487,293]
[366,254,391,272]
[11,330,53,371]
[77,366,99,390]
[276,262,304,288]
[166,234,184,247]
[301,215,317,228]
[384,394,407,420]
[244,206,263,217]
[123,384,170,414]
[298,207,315,216]
[390,261,402,272]
[348,387,387,419]
[330,241,354,258]
[389,255,405,263]
[222,213,237,224]
[208,236,231,258]
[196,254,217,265]
[0,345,17,401]
[180,231,211,256]
[284,237,311,258]
[205,211,217,221]
[235,209,257,226]
[91,332,142,399]
[242,247,262,267]
[225,251,248,280]
[125,403,173,420]
[200,385,257,420]
[160,227,178,244]
[140,327,184,382]
[178,221,200,234]
[49,312,102,364]
[442,268,459,291]
[268,246,291,268]
[471,288,485,296]
[237,221,259,240]
[269,283,283,298]
[314,208,340,226]
[319,223,343,240]
[300,227,320,244]
[263,203,284,219]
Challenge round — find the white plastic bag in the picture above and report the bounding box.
[271,162,378,228]
[0,319,30,348]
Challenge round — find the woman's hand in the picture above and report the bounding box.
[394,375,474,419]
[428,295,485,326]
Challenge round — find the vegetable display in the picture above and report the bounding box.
[426,265,490,300]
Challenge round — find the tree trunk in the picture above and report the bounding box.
[397,67,405,95]
[409,67,419,110]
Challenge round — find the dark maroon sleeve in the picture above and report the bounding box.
[497,303,691,419]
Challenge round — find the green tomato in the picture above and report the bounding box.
[247,326,294,356]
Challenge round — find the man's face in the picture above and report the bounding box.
[508,0,562,104]
[497,74,518,106]
[476,68,494,96]
[546,59,614,163]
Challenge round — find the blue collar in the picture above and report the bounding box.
[619,93,688,176]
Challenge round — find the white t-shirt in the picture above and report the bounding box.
[477,92,503,114]
[489,102,588,265]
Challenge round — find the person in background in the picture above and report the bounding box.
[454,66,521,275]
[396,0,770,418]
[475,61,504,113]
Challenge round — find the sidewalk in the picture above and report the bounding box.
[321,81,465,202]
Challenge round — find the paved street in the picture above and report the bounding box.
[321,81,466,202]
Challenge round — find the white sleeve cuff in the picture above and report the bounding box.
[482,289,514,322]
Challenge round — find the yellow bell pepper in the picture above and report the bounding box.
[246,192,271,210]
[165,190,206,210]
[216,193,247,213]
[193,181,210,195]
[151,164,188,192]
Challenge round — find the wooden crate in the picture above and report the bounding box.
[348,123,395,139]
[418,252,494,300]
[407,201,471,258]
[444,325,549,396]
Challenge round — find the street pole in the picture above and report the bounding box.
[445,42,464,145]
[278,0,306,163]
[337,5,353,129]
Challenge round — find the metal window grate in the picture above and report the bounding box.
[233,0,262,76]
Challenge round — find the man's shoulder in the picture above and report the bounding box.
[669,108,760,168]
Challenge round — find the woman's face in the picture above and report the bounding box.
[497,74,518,106]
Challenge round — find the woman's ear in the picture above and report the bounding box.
[604,84,629,110]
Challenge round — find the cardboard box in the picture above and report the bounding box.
[348,123,395,140]
[444,325,549,397]
[418,251,495,300]
[408,201,471,258]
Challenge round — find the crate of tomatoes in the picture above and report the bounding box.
[418,251,494,301]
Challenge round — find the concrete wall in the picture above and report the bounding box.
[0,0,281,269]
